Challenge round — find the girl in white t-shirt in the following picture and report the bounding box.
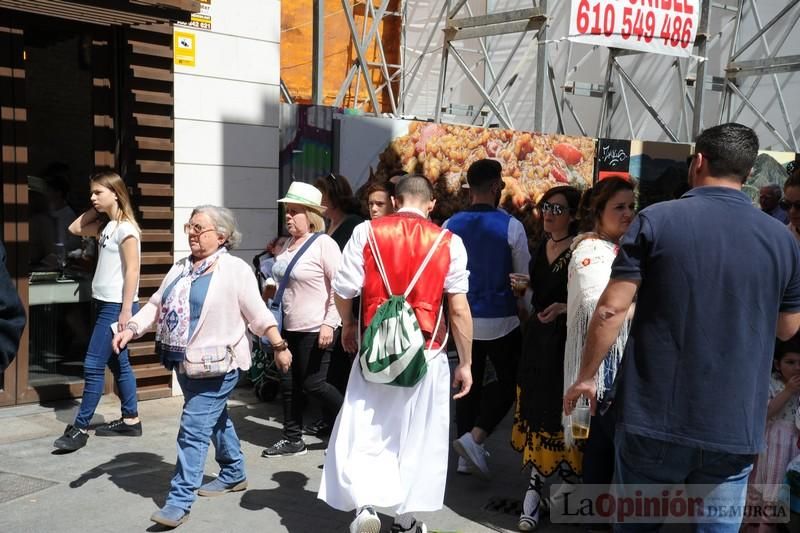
[53,171,142,452]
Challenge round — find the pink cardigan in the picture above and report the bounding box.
[128,253,275,371]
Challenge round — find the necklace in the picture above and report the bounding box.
[549,233,572,244]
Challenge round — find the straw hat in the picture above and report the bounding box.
[277,181,326,214]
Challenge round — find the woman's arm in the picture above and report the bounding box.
[118,236,140,328]
[320,238,343,328]
[113,262,181,353]
[127,261,182,335]
[235,261,293,371]
[236,260,281,337]
[68,208,103,237]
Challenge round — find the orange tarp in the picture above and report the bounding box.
[281,0,400,112]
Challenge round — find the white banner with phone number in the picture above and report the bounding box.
[568,0,700,58]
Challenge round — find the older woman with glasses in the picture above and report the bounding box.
[511,185,583,531]
[112,205,291,529]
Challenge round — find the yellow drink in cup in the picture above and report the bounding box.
[570,397,591,440]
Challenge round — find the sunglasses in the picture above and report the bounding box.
[540,201,567,216]
[780,199,800,211]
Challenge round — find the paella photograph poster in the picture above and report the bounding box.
[335,115,596,231]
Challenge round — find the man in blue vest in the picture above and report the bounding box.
[445,159,530,479]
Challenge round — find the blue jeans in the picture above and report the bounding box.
[166,370,245,511]
[613,430,754,533]
[74,300,140,429]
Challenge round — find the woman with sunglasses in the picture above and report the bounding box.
[511,185,582,531]
[782,172,800,243]
[112,205,291,528]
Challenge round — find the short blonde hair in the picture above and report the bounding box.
[306,209,326,233]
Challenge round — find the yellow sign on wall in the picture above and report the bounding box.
[174,31,196,67]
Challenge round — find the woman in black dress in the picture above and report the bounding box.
[511,185,582,531]
[310,173,365,435]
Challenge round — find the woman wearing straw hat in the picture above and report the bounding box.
[262,182,345,458]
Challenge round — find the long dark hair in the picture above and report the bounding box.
[578,176,635,233]
[313,173,361,215]
[538,185,582,236]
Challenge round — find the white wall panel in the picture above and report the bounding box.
[232,208,280,251]
[174,119,279,168]
[174,31,280,85]
[174,75,279,127]
[174,164,279,209]
[210,0,280,43]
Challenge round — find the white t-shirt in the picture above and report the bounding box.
[92,220,140,303]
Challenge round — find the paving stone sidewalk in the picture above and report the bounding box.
[0,380,580,533]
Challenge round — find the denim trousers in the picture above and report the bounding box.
[74,300,140,429]
[165,370,245,512]
[280,330,344,441]
[613,430,754,533]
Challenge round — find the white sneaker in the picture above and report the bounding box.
[350,507,381,533]
[456,456,473,475]
[452,432,490,479]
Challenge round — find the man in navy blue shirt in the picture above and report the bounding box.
[565,123,800,531]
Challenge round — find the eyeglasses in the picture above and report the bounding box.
[540,201,567,216]
[779,199,800,211]
[183,222,216,236]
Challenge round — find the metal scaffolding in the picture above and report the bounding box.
[329,0,403,114]
[330,0,800,149]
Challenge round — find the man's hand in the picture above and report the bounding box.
[275,348,292,373]
[340,322,358,354]
[112,329,134,354]
[318,324,334,349]
[563,377,598,415]
[452,363,472,399]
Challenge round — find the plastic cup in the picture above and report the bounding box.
[570,397,591,440]
[510,273,529,294]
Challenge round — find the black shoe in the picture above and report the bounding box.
[302,418,332,437]
[261,439,307,458]
[53,425,89,451]
[390,520,428,533]
[95,418,143,437]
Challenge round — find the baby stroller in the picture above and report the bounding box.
[249,250,281,401]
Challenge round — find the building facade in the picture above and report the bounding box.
[0,0,282,406]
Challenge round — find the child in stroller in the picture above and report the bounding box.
[250,235,289,401]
